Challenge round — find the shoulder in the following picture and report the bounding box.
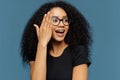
[69,45,88,60]
[69,45,87,54]
[69,45,91,67]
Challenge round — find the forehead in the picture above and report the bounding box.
[50,7,67,18]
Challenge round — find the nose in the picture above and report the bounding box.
[58,21,64,27]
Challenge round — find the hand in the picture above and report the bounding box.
[34,12,52,47]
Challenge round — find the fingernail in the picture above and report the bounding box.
[33,24,37,27]
[48,12,50,14]
[44,14,46,17]
[33,24,36,26]
[33,24,35,26]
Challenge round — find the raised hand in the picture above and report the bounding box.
[34,12,52,47]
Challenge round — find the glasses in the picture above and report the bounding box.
[52,16,71,26]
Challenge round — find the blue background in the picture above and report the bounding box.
[0,0,120,80]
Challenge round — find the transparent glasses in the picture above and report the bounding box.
[52,16,71,26]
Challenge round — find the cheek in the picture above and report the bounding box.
[66,26,69,32]
[68,26,69,29]
[51,26,55,31]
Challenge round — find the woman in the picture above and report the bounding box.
[21,1,92,80]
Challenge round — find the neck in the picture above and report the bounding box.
[51,40,68,54]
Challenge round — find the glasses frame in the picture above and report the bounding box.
[52,16,71,26]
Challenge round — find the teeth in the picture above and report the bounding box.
[59,30,64,32]
[56,30,64,33]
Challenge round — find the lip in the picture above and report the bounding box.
[55,29,65,37]
[56,32,64,37]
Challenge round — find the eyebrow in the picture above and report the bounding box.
[52,16,68,19]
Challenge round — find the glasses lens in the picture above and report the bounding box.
[52,16,71,26]
[63,18,69,25]
[52,17,59,26]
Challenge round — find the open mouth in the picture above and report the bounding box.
[55,29,65,37]
[55,29,65,33]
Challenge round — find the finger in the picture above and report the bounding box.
[49,23,52,29]
[46,12,50,20]
[47,12,51,24]
[48,12,52,27]
[42,12,49,30]
[41,14,47,27]
[48,13,53,33]
[44,12,49,29]
[46,12,52,28]
[33,24,39,35]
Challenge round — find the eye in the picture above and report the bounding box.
[52,17,59,23]
[63,18,68,23]
[53,18,58,23]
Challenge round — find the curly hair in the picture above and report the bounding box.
[20,1,92,64]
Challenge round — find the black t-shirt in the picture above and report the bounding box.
[29,45,91,80]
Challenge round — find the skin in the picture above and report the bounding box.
[30,7,88,80]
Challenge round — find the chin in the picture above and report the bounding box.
[51,34,66,42]
[53,37,65,42]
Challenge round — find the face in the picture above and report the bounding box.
[50,7,69,42]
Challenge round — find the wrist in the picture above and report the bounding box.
[37,42,47,48]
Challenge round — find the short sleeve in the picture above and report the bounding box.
[72,45,91,67]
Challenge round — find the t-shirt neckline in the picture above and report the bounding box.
[48,46,69,59]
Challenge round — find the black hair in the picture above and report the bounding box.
[20,1,92,64]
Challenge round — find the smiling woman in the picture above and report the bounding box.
[20,1,92,80]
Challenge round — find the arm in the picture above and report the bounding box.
[30,12,52,80]
[29,61,34,80]
[72,64,88,80]
[30,44,47,80]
